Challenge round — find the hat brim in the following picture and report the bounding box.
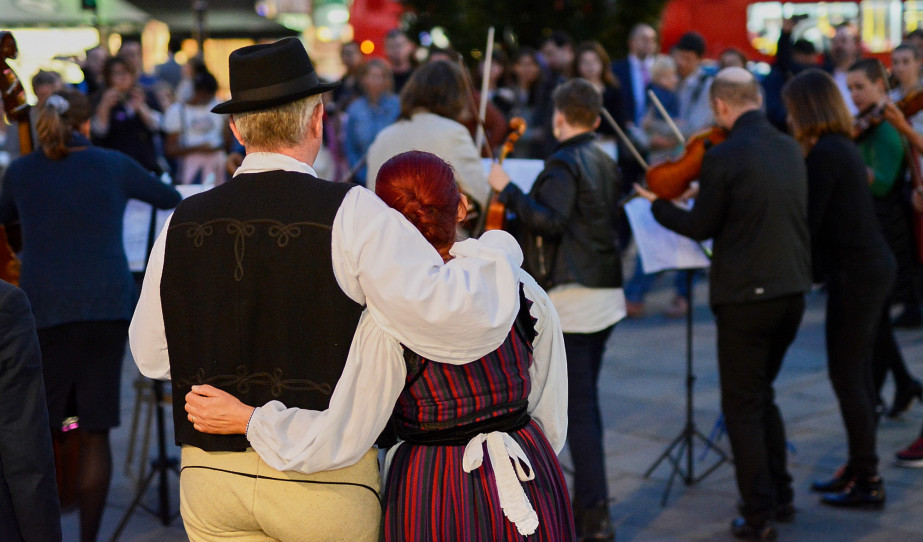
[211,80,340,114]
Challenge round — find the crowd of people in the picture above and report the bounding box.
[3,14,923,542]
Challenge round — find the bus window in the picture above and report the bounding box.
[747,2,859,56]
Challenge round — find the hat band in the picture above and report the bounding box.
[232,72,320,102]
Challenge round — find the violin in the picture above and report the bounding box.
[0,31,25,285]
[854,88,923,140]
[644,126,728,200]
[484,117,526,231]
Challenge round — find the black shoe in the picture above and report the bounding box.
[887,379,923,418]
[811,465,853,493]
[731,517,777,541]
[575,501,615,541]
[735,500,795,523]
[893,306,922,328]
[820,477,886,510]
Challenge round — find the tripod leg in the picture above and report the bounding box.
[660,438,688,507]
[107,467,159,542]
[644,429,688,478]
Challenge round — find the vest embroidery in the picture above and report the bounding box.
[179,365,333,397]
[170,218,331,281]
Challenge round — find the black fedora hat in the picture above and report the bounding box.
[212,37,339,114]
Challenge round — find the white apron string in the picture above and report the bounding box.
[462,431,539,536]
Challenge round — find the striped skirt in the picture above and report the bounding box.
[383,420,575,541]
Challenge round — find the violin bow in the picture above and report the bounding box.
[647,89,686,145]
[457,54,494,160]
[474,27,495,153]
[599,107,648,170]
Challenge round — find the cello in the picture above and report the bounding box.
[0,31,24,285]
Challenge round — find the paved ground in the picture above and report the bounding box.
[65,274,923,541]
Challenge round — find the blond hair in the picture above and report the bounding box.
[232,94,322,150]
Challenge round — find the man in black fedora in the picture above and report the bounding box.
[130,37,525,540]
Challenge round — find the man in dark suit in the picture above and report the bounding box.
[612,23,658,129]
[0,280,62,542]
[636,67,812,541]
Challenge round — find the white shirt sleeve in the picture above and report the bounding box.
[166,103,186,135]
[245,310,406,473]
[332,187,523,364]
[129,213,174,380]
[520,272,568,454]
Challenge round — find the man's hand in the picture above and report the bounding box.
[633,183,657,202]
[883,103,913,137]
[488,163,511,192]
[185,384,255,435]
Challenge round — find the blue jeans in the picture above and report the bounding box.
[624,253,693,303]
[565,325,615,507]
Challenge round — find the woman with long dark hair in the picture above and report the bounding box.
[782,69,892,509]
[0,89,180,541]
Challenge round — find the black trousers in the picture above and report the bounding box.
[564,325,615,509]
[826,264,894,479]
[713,294,804,524]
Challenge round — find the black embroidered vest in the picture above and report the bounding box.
[161,171,363,451]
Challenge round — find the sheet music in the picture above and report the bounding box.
[123,184,209,272]
[623,197,712,274]
[481,158,545,194]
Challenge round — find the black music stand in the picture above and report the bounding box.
[108,380,180,541]
[622,198,727,506]
[642,271,728,506]
[109,207,180,541]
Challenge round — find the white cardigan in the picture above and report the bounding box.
[366,111,491,209]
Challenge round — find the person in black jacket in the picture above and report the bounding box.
[489,78,623,542]
[0,280,62,542]
[783,68,891,510]
[636,67,812,541]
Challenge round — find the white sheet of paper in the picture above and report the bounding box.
[482,158,545,194]
[123,184,209,272]
[623,197,711,274]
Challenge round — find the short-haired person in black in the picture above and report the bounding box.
[489,78,623,541]
[783,69,891,509]
[635,67,812,541]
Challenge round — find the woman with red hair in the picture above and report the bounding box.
[375,151,573,541]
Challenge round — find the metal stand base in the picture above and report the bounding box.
[643,272,729,506]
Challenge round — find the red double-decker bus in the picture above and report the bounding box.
[661,0,923,64]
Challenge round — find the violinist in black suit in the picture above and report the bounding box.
[636,67,812,541]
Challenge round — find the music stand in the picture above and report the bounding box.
[108,380,180,541]
[109,206,180,541]
[622,198,728,506]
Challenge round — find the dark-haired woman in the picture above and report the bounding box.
[91,56,165,174]
[573,41,626,160]
[366,60,491,214]
[782,69,891,509]
[188,150,574,541]
[0,89,181,541]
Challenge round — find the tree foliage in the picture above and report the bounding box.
[398,0,670,63]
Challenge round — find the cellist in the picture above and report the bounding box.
[489,78,623,542]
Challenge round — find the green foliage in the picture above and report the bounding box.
[398,0,669,62]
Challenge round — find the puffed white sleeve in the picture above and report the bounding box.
[129,213,174,381]
[245,310,406,473]
[332,187,523,364]
[520,271,568,454]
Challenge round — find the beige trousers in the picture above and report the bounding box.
[180,446,381,541]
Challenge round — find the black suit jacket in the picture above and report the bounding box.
[652,110,812,307]
[611,58,638,125]
[0,281,61,542]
